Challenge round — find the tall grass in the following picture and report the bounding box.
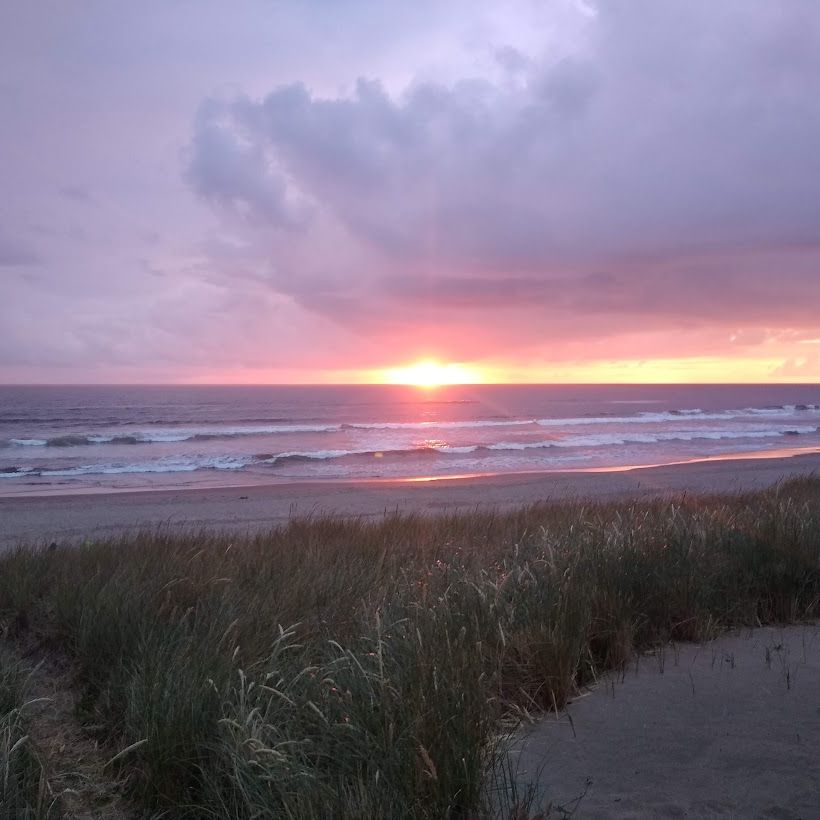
[1,478,819,817]
[0,652,56,818]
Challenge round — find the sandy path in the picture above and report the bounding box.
[509,623,820,819]
[1,451,819,548]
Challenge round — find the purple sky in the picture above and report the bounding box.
[2,1,820,383]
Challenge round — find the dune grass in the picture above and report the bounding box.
[1,477,819,817]
[0,651,56,819]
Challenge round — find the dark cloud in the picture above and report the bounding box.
[0,236,42,267]
[494,46,530,75]
[184,100,310,228]
[58,185,94,203]
[185,0,820,348]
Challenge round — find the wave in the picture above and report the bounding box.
[8,400,814,430]
[341,419,534,431]
[264,449,370,465]
[533,412,726,427]
[4,425,344,447]
[744,404,819,415]
[261,445,457,466]
[0,416,140,427]
[486,427,817,451]
[0,446,478,478]
[0,466,34,475]
[3,404,820,452]
[535,406,820,427]
[5,424,815,480]
[4,419,535,447]
[0,455,251,478]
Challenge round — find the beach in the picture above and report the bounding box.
[2,459,820,817]
[2,450,819,549]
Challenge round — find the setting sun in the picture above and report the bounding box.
[382,360,480,387]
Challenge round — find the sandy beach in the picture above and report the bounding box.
[1,450,819,549]
[509,623,820,818]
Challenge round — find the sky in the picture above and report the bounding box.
[2,0,820,384]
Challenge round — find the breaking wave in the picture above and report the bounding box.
[486,427,817,451]
[2,424,816,479]
[4,403,820,451]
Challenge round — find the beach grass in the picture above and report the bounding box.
[1,652,54,819]
[1,477,819,817]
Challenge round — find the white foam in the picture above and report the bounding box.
[261,444,482,463]
[9,424,347,448]
[346,419,534,431]
[139,424,341,442]
[264,448,374,463]
[536,411,725,427]
[487,426,817,452]
[135,432,193,443]
[39,455,250,477]
[534,406,820,428]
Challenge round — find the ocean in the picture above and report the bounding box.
[1,384,819,494]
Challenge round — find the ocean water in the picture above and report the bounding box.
[1,384,819,494]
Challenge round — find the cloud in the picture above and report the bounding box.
[771,354,820,379]
[5,0,820,380]
[184,0,820,358]
[184,100,310,228]
[0,235,42,266]
[58,185,94,203]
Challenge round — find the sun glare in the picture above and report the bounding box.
[383,360,479,388]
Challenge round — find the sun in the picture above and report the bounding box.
[383,360,479,388]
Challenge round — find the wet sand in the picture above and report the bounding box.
[1,451,819,549]
[508,623,820,818]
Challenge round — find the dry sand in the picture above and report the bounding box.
[507,623,820,819]
[1,451,819,549]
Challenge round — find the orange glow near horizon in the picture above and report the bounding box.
[381,360,483,387]
[186,353,819,386]
[364,354,815,387]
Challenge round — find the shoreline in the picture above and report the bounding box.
[2,442,819,500]
[2,450,819,549]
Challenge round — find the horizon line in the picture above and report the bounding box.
[1,381,819,388]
